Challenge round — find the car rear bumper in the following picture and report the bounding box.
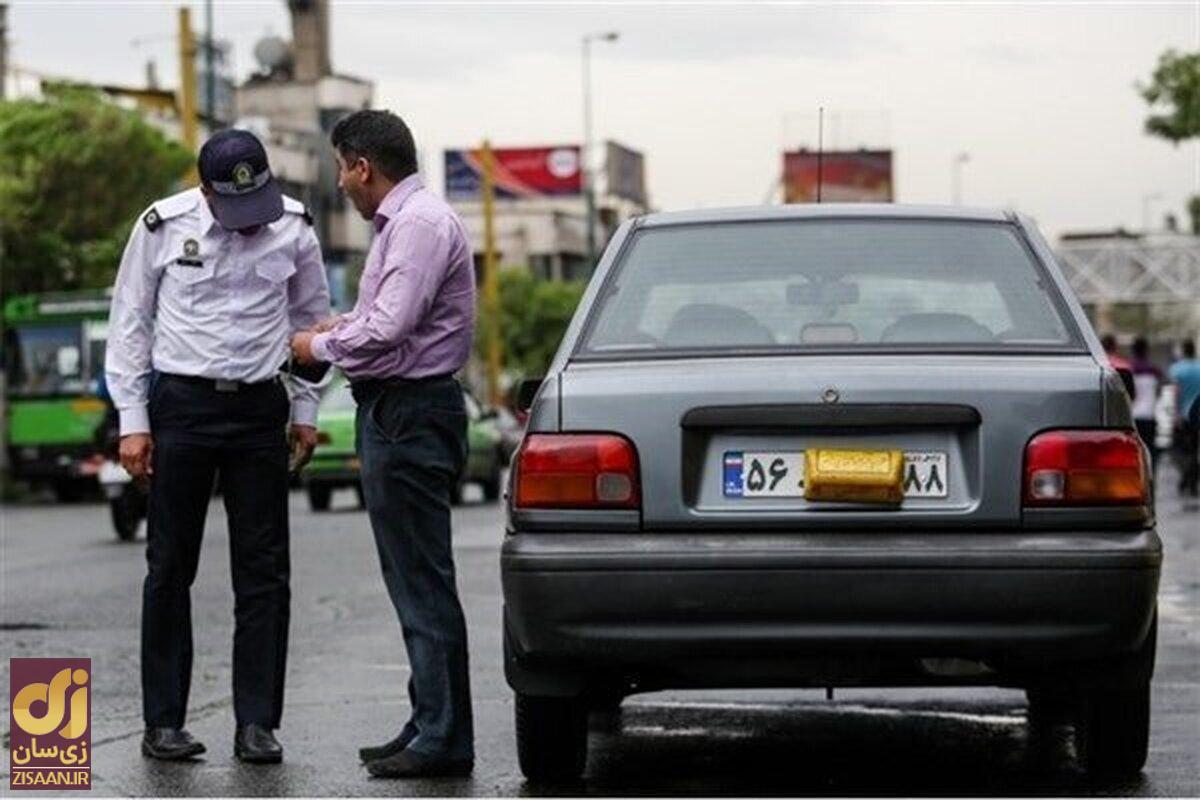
[501,529,1161,694]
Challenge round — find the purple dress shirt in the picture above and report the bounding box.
[311,175,476,380]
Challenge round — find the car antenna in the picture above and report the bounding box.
[816,106,824,204]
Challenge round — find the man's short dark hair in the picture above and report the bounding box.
[1184,339,1197,359]
[331,110,417,183]
[1132,336,1149,358]
[1100,333,1117,352]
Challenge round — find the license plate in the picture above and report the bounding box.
[723,450,948,499]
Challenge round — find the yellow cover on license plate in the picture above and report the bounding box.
[803,448,904,504]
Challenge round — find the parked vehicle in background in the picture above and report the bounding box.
[303,373,506,511]
[502,205,1160,783]
[3,291,112,501]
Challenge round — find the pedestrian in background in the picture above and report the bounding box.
[1169,339,1200,501]
[1130,336,1164,475]
[106,130,331,763]
[291,110,477,778]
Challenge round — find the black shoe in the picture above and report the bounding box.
[359,729,415,763]
[366,748,473,779]
[141,727,206,761]
[234,724,283,764]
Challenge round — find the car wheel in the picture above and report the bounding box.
[515,692,587,783]
[53,479,87,503]
[109,492,142,541]
[354,483,367,509]
[1078,681,1150,778]
[307,484,332,512]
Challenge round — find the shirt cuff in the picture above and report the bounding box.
[290,397,319,427]
[118,405,151,436]
[310,331,334,364]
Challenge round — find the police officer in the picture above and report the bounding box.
[105,129,331,764]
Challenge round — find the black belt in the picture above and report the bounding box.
[349,373,456,403]
[159,372,282,393]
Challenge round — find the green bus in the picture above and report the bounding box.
[3,290,112,500]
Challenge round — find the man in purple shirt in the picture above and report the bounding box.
[291,110,476,778]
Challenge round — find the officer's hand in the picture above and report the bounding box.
[291,331,317,365]
[288,424,318,472]
[119,433,154,479]
[310,315,342,334]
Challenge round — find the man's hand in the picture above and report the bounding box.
[288,424,318,473]
[119,433,154,479]
[291,331,318,365]
[309,315,343,334]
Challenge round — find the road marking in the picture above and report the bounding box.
[630,699,1025,727]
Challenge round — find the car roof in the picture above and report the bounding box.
[635,203,1013,228]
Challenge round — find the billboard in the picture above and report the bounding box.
[783,149,893,203]
[605,141,647,206]
[444,146,582,200]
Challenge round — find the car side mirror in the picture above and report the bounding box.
[516,377,544,413]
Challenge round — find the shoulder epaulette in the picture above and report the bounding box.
[283,196,314,226]
[141,189,200,233]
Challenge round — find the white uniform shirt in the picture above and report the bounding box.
[105,187,331,435]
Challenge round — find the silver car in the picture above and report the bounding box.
[502,205,1159,783]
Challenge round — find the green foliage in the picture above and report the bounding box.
[476,268,587,381]
[0,88,192,294]
[1138,49,1200,144]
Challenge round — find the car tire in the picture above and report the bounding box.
[53,479,87,503]
[515,692,587,783]
[109,492,143,541]
[307,484,332,512]
[1078,681,1151,778]
[354,483,366,509]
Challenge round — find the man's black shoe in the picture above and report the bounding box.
[141,727,206,760]
[366,748,473,779]
[359,729,415,763]
[234,724,283,764]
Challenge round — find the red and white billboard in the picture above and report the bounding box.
[444,146,582,200]
[783,150,894,203]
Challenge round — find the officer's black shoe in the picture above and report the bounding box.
[359,729,415,763]
[366,748,473,779]
[142,727,206,760]
[234,724,283,764]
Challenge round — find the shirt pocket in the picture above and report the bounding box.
[255,253,297,284]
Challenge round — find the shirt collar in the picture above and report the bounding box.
[373,174,424,232]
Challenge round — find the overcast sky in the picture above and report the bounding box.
[7,1,1198,239]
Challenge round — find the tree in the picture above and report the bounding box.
[1138,49,1200,233]
[475,268,587,384]
[0,88,192,295]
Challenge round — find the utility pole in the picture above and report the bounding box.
[178,7,199,183]
[581,31,618,270]
[0,3,8,101]
[480,141,503,407]
[204,0,215,127]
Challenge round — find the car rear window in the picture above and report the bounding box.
[579,219,1079,355]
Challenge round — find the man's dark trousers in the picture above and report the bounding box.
[354,376,473,761]
[142,374,291,729]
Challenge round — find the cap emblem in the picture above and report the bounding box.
[183,239,200,257]
[232,162,255,190]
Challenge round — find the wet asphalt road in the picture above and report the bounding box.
[2,473,1197,797]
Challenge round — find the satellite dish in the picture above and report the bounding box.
[254,36,292,72]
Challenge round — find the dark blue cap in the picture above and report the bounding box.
[198,129,284,229]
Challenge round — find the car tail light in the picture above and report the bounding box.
[515,433,640,509]
[1024,429,1147,506]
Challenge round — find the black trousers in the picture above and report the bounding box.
[142,374,291,729]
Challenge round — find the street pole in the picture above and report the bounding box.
[178,7,199,184]
[951,152,970,205]
[481,140,503,407]
[582,36,594,269]
[581,31,618,271]
[204,0,215,128]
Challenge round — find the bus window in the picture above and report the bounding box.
[7,323,86,396]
